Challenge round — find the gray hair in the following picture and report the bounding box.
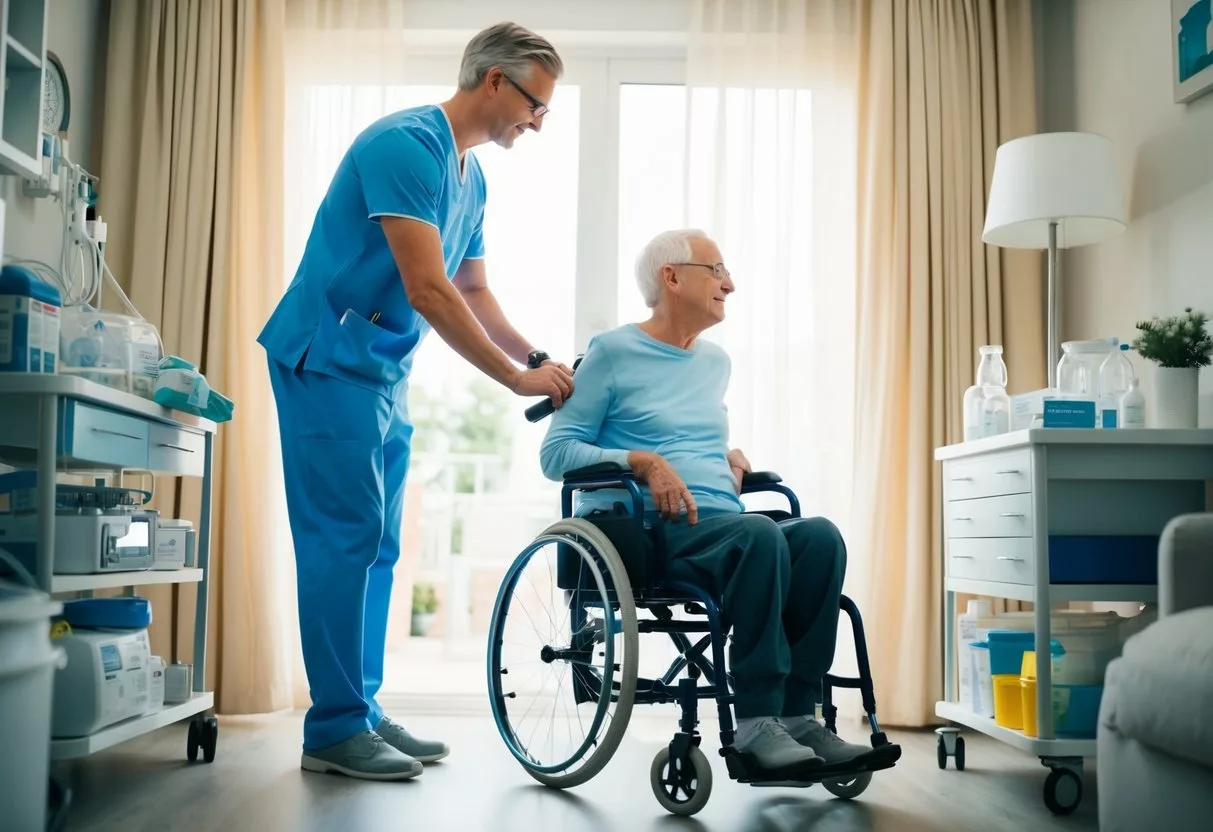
[458,22,563,91]
[634,229,710,307]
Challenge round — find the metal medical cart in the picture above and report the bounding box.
[932,428,1213,815]
[0,374,220,763]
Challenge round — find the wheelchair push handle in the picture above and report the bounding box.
[524,354,584,423]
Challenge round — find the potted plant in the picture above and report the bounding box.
[1131,307,1212,428]
[411,582,438,637]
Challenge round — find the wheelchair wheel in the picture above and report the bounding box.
[823,770,872,800]
[487,518,639,789]
[650,744,712,817]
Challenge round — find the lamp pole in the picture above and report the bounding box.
[1047,220,1059,389]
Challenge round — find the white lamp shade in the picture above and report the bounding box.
[982,132,1127,249]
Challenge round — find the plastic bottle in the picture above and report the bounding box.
[963,346,1009,441]
[1098,341,1135,428]
[1118,377,1146,428]
[957,599,995,710]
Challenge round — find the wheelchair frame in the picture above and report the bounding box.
[487,461,899,816]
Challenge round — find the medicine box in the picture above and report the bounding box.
[0,266,61,374]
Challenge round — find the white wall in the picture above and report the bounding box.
[1,0,108,268]
[1042,0,1213,425]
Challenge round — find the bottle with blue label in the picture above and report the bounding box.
[1098,342,1136,428]
[0,265,62,374]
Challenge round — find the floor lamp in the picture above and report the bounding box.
[982,132,1127,388]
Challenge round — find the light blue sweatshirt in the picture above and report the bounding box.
[539,324,745,518]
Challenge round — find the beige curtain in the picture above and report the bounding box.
[849,0,1042,727]
[97,0,298,713]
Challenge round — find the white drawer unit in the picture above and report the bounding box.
[945,536,1035,585]
[148,423,206,476]
[945,493,1033,539]
[943,448,1032,502]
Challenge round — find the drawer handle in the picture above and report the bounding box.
[996,556,1026,562]
[951,477,973,482]
[999,513,1026,518]
[950,555,974,560]
[158,442,196,454]
[996,469,1022,475]
[953,517,972,522]
[92,427,142,442]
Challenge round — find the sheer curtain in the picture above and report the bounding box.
[682,0,864,713]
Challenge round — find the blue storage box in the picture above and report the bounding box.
[1053,684,1103,738]
[59,596,151,630]
[985,630,1064,676]
[1048,535,1158,584]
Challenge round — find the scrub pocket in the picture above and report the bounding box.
[304,305,419,394]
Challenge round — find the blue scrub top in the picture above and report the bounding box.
[259,104,486,396]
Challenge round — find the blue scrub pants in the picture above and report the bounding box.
[268,356,413,751]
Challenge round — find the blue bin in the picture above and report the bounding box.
[1054,684,1104,738]
[985,630,1064,676]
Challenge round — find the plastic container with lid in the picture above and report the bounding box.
[1098,341,1136,428]
[0,265,62,374]
[963,346,1010,440]
[1057,339,1115,400]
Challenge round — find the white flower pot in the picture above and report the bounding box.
[1152,367,1199,428]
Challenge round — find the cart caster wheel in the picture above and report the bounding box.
[824,770,872,800]
[650,744,712,816]
[935,727,961,770]
[1043,767,1082,815]
[187,720,200,762]
[201,717,218,763]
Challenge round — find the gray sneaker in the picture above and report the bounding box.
[301,731,423,781]
[375,715,449,763]
[784,716,871,764]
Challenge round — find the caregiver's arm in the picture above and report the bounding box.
[539,339,631,479]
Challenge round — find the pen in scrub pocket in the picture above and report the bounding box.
[370,311,381,323]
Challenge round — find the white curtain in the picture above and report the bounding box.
[682,0,863,715]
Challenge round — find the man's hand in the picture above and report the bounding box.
[628,451,698,525]
[511,363,574,407]
[727,448,751,494]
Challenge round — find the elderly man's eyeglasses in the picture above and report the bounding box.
[501,72,550,118]
[681,262,731,280]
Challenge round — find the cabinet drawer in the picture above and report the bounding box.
[62,402,149,468]
[946,537,1035,585]
[943,449,1032,501]
[945,493,1033,539]
[148,423,206,475]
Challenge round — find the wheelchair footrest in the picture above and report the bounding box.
[721,742,902,786]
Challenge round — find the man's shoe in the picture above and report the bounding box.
[734,717,824,770]
[301,731,423,781]
[784,716,872,765]
[375,715,450,764]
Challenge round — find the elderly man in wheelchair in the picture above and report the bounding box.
[485,229,900,816]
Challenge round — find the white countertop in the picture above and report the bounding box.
[0,373,217,433]
[934,427,1213,461]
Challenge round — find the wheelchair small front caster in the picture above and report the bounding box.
[187,716,219,763]
[824,770,872,800]
[935,727,964,770]
[650,744,712,817]
[1043,766,1082,815]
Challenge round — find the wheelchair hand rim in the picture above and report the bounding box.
[486,532,619,775]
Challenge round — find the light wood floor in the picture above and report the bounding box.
[58,709,1100,832]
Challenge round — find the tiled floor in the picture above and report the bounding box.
[59,708,1100,832]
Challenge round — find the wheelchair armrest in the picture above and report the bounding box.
[739,471,801,518]
[563,461,633,484]
[740,471,782,490]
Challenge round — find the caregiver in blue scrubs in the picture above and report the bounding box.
[258,22,573,782]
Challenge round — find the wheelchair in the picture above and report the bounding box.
[486,461,901,816]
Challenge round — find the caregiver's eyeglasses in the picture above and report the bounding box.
[501,72,550,118]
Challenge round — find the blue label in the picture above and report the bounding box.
[1043,399,1097,429]
[1101,409,1118,429]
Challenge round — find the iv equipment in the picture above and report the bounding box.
[3,134,165,392]
[963,345,1010,441]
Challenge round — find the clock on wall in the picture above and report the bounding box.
[42,50,70,133]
